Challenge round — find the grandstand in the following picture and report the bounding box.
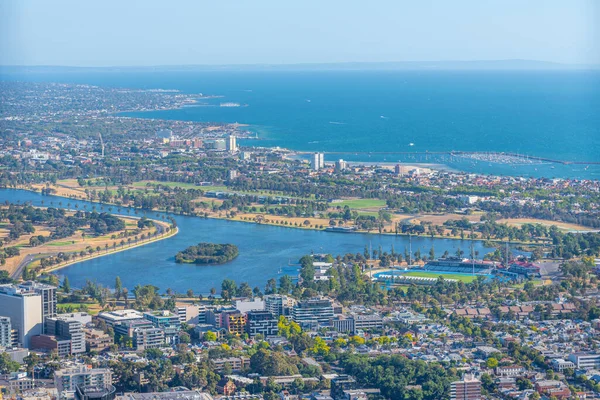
[423,257,498,274]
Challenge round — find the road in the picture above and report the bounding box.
[11,254,36,279]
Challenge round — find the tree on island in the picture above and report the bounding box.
[175,242,239,265]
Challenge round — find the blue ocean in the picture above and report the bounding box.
[3,69,599,179]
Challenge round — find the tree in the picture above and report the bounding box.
[186,289,194,298]
[238,282,253,298]
[299,255,315,285]
[22,265,30,281]
[0,352,20,374]
[279,275,294,294]
[62,276,71,294]
[221,279,237,301]
[179,332,191,344]
[115,276,122,300]
[203,331,217,341]
[23,353,39,374]
[486,357,499,369]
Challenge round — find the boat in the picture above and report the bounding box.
[324,226,357,233]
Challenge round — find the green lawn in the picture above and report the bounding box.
[47,240,75,246]
[403,271,479,283]
[332,199,387,209]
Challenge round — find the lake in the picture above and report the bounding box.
[1,189,496,294]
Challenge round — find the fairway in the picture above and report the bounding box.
[131,180,215,190]
[47,240,75,246]
[332,199,387,209]
[403,271,479,283]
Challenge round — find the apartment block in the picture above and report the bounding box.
[450,374,481,400]
[264,294,296,317]
[292,297,334,328]
[246,310,278,338]
[0,316,11,347]
[54,365,112,399]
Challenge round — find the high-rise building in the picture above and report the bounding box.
[335,159,347,172]
[0,284,43,348]
[44,314,88,356]
[292,297,334,327]
[450,374,481,400]
[0,316,12,347]
[311,153,325,171]
[19,281,57,325]
[246,311,278,338]
[264,295,296,317]
[227,135,238,153]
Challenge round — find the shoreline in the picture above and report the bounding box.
[37,225,179,276]
[9,186,561,247]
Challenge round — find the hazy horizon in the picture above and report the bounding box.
[1,0,598,67]
[1,59,598,71]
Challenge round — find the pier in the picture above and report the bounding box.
[296,150,599,166]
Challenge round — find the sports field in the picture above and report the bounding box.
[402,270,480,283]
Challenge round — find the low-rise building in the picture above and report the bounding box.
[569,353,600,370]
[211,357,250,372]
[97,309,143,327]
[54,365,112,400]
[84,328,114,352]
[552,358,576,372]
[495,365,525,377]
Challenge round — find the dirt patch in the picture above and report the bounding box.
[496,218,591,231]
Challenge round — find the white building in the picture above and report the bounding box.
[235,299,265,314]
[311,153,325,171]
[0,285,43,348]
[97,309,143,327]
[176,304,207,324]
[569,353,600,370]
[227,135,237,153]
[54,365,112,400]
[292,297,334,327]
[551,358,575,372]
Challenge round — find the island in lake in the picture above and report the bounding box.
[175,242,239,265]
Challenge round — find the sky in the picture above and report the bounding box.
[0,0,598,67]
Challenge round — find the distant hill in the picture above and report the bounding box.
[1,59,598,73]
